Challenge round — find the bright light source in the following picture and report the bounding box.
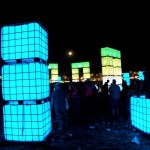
[68,51,72,56]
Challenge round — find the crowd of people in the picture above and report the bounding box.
[49,73,150,131]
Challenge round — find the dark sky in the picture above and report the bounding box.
[0,3,149,76]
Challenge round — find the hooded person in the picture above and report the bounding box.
[51,82,69,131]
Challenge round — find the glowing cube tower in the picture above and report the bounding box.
[48,63,58,83]
[101,47,122,86]
[1,22,52,141]
[71,62,90,82]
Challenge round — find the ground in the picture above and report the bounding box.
[1,94,150,149]
[1,115,150,150]
[49,116,150,150]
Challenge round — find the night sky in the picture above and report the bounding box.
[0,4,149,76]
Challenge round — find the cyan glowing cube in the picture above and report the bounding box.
[138,71,144,80]
[123,73,130,78]
[2,62,49,100]
[130,96,150,134]
[123,73,130,86]
[3,101,52,141]
[1,22,48,61]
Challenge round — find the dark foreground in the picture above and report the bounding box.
[0,114,150,150]
[0,93,150,150]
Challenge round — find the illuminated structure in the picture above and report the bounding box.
[101,47,122,86]
[123,73,130,86]
[48,63,59,83]
[130,95,150,134]
[1,22,52,141]
[71,62,90,82]
[138,71,144,80]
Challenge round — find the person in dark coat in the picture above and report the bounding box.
[51,83,69,131]
[109,79,121,118]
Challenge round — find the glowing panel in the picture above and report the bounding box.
[48,63,58,69]
[58,76,61,82]
[102,67,114,76]
[101,47,121,58]
[113,59,121,67]
[130,96,150,134]
[123,73,130,78]
[2,62,49,101]
[83,73,90,79]
[51,75,58,81]
[123,73,130,86]
[81,62,90,68]
[72,69,79,74]
[72,74,79,80]
[1,22,48,61]
[113,50,121,58]
[138,71,144,80]
[83,68,90,73]
[114,68,122,76]
[51,69,58,74]
[101,47,113,57]
[101,57,113,66]
[3,102,52,141]
[71,62,90,68]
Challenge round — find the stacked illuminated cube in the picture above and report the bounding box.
[130,96,150,134]
[101,47,122,86]
[138,71,144,81]
[123,73,130,86]
[71,62,90,82]
[1,22,52,141]
[48,63,58,83]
